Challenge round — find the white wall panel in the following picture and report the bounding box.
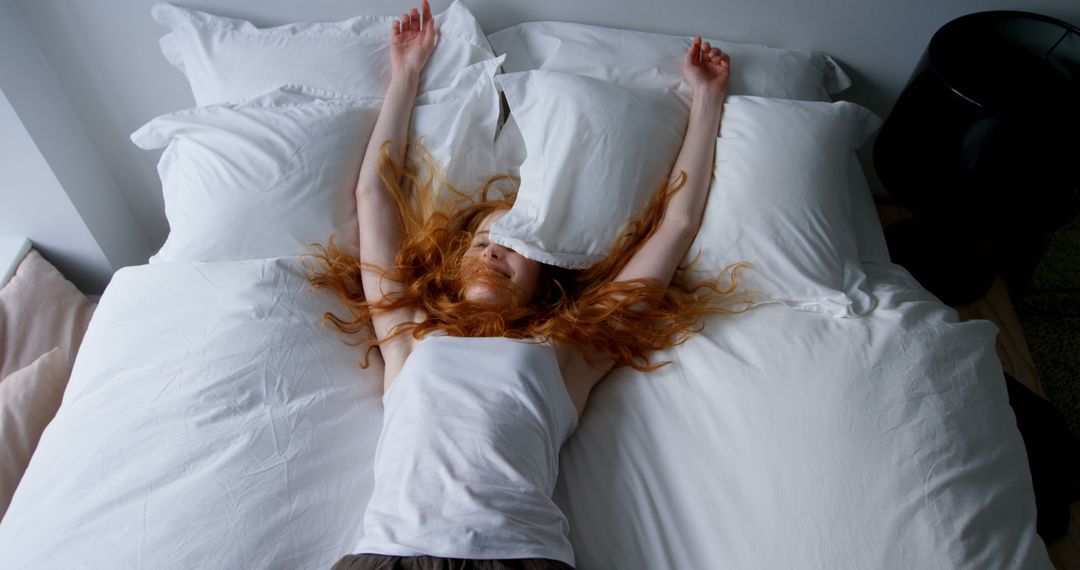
[0,89,112,293]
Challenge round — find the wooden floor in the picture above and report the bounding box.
[877,204,1079,569]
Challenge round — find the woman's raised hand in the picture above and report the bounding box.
[390,0,438,78]
[683,37,731,99]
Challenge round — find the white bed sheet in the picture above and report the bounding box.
[0,256,1052,569]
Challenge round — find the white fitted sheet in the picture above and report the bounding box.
[0,256,1052,569]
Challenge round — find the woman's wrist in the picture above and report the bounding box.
[389,69,422,89]
[692,85,727,105]
[386,71,422,103]
[691,88,726,124]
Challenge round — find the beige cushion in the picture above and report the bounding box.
[0,250,95,380]
[0,347,68,519]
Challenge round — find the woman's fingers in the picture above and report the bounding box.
[392,2,436,39]
[687,37,726,67]
[687,36,701,65]
[422,0,432,30]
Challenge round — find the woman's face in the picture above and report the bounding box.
[461,210,542,307]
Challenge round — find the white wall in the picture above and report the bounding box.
[0,90,112,293]
[0,0,151,294]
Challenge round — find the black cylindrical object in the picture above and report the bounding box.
[874,11,1080,237]
[874,11,1080,304]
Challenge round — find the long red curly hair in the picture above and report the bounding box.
[303,140,759,371]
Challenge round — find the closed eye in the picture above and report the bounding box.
[472,229,491,250]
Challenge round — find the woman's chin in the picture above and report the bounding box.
[463,284,513,307]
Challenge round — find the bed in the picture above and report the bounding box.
[0,3,1055,569]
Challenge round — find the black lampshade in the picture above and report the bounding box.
[874,10,1080,238]
[873,11,1080,304]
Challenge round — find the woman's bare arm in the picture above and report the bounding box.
[357,1,437,392]
[614,37,730,286]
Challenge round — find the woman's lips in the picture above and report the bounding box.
[480,263,510,279]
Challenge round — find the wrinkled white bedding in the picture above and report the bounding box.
[0,256,1052,569]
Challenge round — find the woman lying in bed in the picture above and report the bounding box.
[305,1,748,568]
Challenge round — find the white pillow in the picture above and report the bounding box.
[489,70,689,269]
[490,69,880,317]
[685,96,881,317]
[487,21,890,266]
[131,57,504,263]
[845,155,892,263]
[487,21,851,101]
[496,121,891,268]
[153,1,495,106]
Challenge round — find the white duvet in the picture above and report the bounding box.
[0,256,1052,569]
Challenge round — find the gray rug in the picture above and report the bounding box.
[1017,213,1080,441]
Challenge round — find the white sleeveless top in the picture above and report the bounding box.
[353,334,580,566]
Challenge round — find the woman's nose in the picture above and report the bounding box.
[482,243,503,259]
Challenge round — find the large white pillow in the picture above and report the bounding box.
[487,20,890,265]
[495,119,891,268]
[489,70,689,269]
[487,21,851,101]
[131,57,504,263]
[685,96,882,317]
[153,1,495,106]
[490,68,880,317]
